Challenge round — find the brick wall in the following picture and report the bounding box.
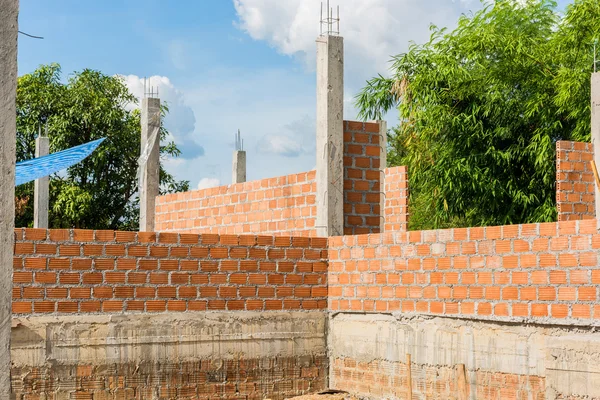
[343,121,382,235]
[383,166,408,232]
[12,228,328,315]
[331,358,544,400]
[155,170,317,236]
[328,219,600,322]
[556,140,595,221]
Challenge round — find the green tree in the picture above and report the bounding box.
[16,63,190,230]
[356,0,600,230]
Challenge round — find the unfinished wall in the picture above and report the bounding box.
[328,219,600,399]
[11,228,328,399]
[155,170,317,236]
[157,120,386,238]
[383,166,409,233]
[556,140,595,222]
[343,121,382,235]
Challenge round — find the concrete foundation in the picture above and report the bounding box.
[34,135,49,229]
[139,97,161,232]
[329,312,600,400]
[11,311,327,399]
[0,0,18,396]
[316,35,344,237]
[232,150,247,184]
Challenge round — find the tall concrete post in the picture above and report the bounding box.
[378,120,387,232]
[316,34,344,237]
[0,0,18,396]
[592,73,600,228]
[34,132,49,228]
[232,130,246,184]
[139,97,160,232]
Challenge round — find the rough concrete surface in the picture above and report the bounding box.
[233,150,247,184]
[329,312,600,399]
[139,96,161,232]
[0,0,18,397]
[316,35,344,237]
[592,73,600,227]
[34,135,49,229]
[11,311,328,398]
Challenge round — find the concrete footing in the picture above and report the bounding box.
[11,311,328,399]
[329,312,600,399]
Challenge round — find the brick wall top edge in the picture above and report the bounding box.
[328,219,597,246]
[14,228,329,248]
[156,169,317,202]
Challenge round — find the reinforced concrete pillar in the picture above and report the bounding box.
[34,133,49,228]
[378,120,387,232]
[0,0,18,396]
[139,97,160,232]
[232,130,246,184]
[593,73,600,228]
[316,34,344,237]
[232,151,246,184]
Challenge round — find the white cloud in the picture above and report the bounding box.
[119,74,205,159]
[233,0,483,93]
[257,115,315,157]
[197,177,222,190]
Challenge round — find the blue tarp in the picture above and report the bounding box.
[15,138,106,186]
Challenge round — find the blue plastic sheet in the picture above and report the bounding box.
[15,138,106,186]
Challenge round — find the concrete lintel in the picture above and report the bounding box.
[232,150,246,184]
[33,135,49,229]
[139,97,161,232]
[316,35,344,237]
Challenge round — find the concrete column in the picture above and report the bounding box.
[0,0,18,396]
[378,120,387,232]
[316,35,344,237]
[232,151,246,184]
[34,135,49,228]
[139,97,160,232]
[592,73,600,228]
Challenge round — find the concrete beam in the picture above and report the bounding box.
[0,0,18,396]
[378,120,387,232]
[592,73,600,228]
[139,97,160,232]
[316,35,344,237]
[33,135,49,228]
[232,150,246,184]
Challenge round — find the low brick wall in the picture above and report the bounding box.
[556,140,595,221]
[383,166,408,233]
[343,121,382,235]
[155,170,318,236]
[12,228,328,315]
[328,219,599,321]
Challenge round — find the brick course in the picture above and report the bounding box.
[12,356,328,400]
[329,219,600,322]
[343,121,382,235]
[155,170,318,236]
[331,357,545,400]
[383,166,408,232]
[12,229,328,315]
[556,140,595,221]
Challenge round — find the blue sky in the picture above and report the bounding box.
[17,0,573,189]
